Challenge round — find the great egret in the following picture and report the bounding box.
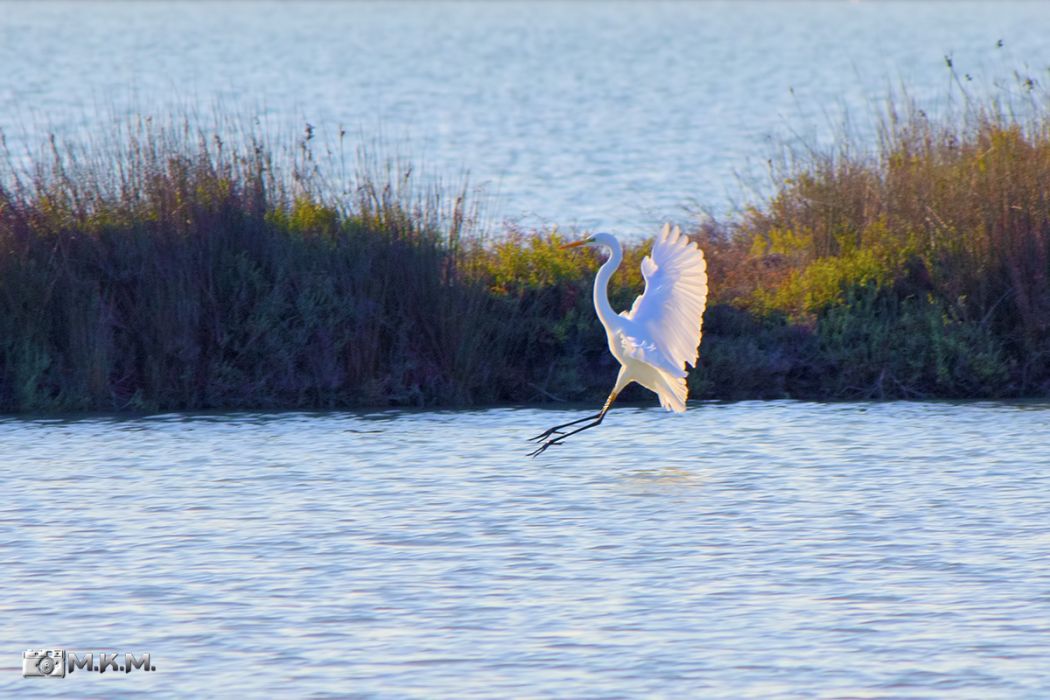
[529,224,708,457]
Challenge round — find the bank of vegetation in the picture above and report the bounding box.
[2,81,1049,412]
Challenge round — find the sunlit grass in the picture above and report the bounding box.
[703,69,1050,397]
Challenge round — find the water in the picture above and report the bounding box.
[3,402,1050,698]
[1,1,1048,231]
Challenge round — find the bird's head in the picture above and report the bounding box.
[560,232,619,251]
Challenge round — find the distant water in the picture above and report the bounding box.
[1,1,1048,232]
[3,402,1050,698]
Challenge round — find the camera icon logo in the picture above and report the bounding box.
[23,649,66,678]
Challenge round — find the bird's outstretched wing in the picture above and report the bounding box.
[620,224,708,375]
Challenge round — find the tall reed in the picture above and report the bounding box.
[0,116,501,411]
[730,73,1050,396]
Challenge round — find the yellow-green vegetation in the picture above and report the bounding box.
[2,80,1050,412]
[745,222,906,316]
[703,83,1050,398]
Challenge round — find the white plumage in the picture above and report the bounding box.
[530,224,708,455]
[619,223,708,409]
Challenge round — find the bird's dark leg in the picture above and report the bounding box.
[529,391,619,457]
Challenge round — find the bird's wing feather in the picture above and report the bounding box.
[620,224,708,372]
[618,331,684,376]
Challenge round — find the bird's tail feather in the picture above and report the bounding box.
[655,371,688,413]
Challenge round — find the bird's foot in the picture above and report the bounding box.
[528,439,560,457]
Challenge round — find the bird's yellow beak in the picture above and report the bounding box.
[560,239,589,249]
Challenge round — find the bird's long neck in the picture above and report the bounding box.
[594,239,623,331]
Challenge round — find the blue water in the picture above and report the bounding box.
[1,1,1048,232]
[4,3,1050,697]
[3,402,1050,698]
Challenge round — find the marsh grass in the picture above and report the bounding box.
[0,116,506,410]
[3,71,1050,412]
[719,69,1050,397]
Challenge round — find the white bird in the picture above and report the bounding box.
[530,223,708,456]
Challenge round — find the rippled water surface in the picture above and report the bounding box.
[2,1,1048,230]
[3,402,1050,698]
